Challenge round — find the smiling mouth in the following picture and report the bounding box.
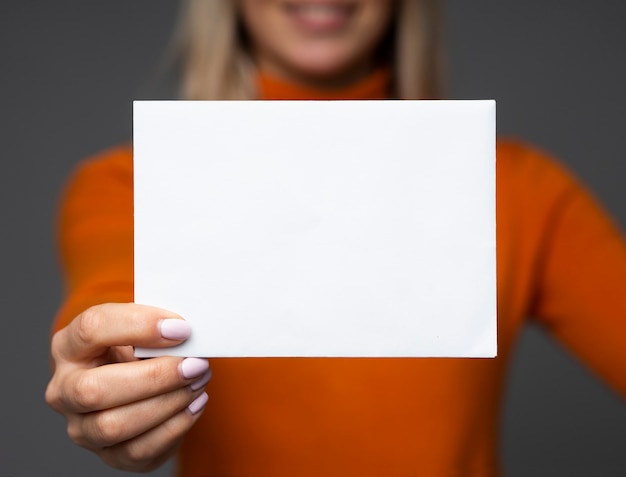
[283,2,357,33]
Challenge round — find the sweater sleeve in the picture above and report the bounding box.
[53,146,135,332]
[528,149,626,397]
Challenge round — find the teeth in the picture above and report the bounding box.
[292,3,349,21]
[299,4,344,12]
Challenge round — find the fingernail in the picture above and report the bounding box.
[190,369,213,391]
[180,357,209,380]
[159,319,191,340]
[188,392,209,415]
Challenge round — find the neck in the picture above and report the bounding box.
[257,65,392,100]
[255,54,384,91]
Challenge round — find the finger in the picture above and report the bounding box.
[75,384,209,449]
[99,393,208,472]
[61,357,210,413]
[54,303,190,362]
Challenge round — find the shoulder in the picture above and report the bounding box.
[493,136,606,258]
[59,144,133,221]
[495,137,623,256]
[495,136,586,215]
[68,143,133,187]
[63,143,133,196]
[496,137,577,192]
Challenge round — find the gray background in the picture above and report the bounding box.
[1,1,625,475]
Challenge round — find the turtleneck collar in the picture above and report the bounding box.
[257,67,391,100]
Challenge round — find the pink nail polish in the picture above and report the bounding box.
[159,319,191,340]
[188,392,209,415]
[190,369,213,391]
[180,358,209,379]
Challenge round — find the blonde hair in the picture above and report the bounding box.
[170,0,444,100]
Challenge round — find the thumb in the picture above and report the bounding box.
[54,303,190,362]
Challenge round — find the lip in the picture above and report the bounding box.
[282,1,357,34]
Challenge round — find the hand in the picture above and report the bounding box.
[45,303,210,472]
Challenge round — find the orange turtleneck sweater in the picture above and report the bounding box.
[54,71,626,477]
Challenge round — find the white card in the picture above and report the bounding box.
[133,100,496,358]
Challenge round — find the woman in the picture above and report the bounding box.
[45,1,626,475]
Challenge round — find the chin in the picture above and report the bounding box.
[287,49,363,82]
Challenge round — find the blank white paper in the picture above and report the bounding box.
[133,100,496,358]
